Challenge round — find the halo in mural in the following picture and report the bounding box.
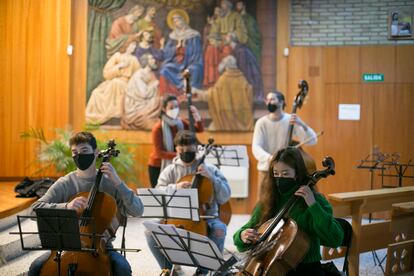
[167,8,190,30]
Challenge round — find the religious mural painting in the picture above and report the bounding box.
[86,0,263,131]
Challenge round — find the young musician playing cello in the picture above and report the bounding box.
[28,131,144,276]
[233,147,343,276]
[145,130,231,276]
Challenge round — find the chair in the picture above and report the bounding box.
[321,217,353,276]
[335,217,353,275]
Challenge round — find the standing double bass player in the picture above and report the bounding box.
[145,130,231,276]
[28,131,144,276]
[252,89,318,198]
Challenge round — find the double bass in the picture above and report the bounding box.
[40,140,121,276]
[287,80,317,173]
[237,157,336,275]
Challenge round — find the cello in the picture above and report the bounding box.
[237,156,336,275]
[182,69,232,226]
[165,138,216,236]
[40,140,121,276]
[287,80,317,173]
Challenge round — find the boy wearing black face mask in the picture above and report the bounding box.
[233,147,344,276]
[145,130,231,276]
[252,91,318,200]
[28,131,144,276]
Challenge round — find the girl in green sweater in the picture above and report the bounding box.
[233,147,344,275]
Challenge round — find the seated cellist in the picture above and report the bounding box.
[28,131,144,276]
[145,130,231,276]
[233,147,344,276]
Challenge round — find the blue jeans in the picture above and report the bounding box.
[28,250,131,276]
[145,218,227,273]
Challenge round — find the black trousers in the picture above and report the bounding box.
[148,165,161,188]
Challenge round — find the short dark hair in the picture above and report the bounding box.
[268,90,286,109]
[162,95,178,108]
[69,131,97,150]
[174,130,197,146]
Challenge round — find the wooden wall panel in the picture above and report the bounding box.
[323,47,361,84]
[395,46,414,83]
[360,46,395,83]
[276,0,290,93]
[322,84,373,194]
[69,0,87,131]
[0,0,71,177]
[372,84,414,188]
[287,47,325,167]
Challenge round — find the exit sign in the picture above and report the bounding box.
[363,74,384,82]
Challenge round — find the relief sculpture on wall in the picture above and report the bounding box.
[86,0,263,131]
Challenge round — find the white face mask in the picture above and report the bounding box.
[166,108,180,119]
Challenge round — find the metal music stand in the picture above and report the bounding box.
[137,188,202,222]
[12,208,98,276]
[143,221,226,275]
[356,146,390,193]
[204,145,246,168]
[355,147,393,274]
[378,154,414,188]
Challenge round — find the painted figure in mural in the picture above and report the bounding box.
[133,28,164,67]
[203,6,224,88]
[86,41,140,125]
[212,0,248,45]
[196,55,253,131]
[159,9,203,97]
[135,6,164,49]
[121,53,162,130]
[105,5,144,59]
[236,0,262,64]
[224,32,264,101]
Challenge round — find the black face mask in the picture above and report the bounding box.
[73,153,95,171]
[273,177,297,194]
[267,103,279,113]
[179,151,196,163]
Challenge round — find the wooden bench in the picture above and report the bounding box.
[325,186,414,276]
[385,201,414,275]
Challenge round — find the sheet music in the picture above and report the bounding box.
[137,188,200,220]
[166,189,200,221]
[143,221,223,270]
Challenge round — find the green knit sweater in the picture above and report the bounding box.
[233,191,344,264]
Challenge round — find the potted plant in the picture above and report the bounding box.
[21,127,138,185]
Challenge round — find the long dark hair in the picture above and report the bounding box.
[258,147,310,225]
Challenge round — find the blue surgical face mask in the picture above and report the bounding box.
[273,177,297,194]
